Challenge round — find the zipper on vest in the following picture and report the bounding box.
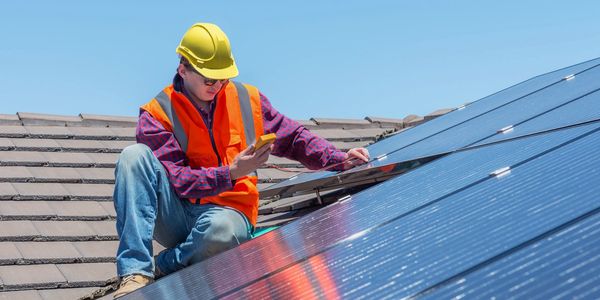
[209,131,222,166]
[207,114,222,166]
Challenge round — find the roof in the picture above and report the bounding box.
[0,110,450,299]
[114,57,600,299]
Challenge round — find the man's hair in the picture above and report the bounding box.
[179,56,194,70]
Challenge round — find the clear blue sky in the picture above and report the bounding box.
[1,1,599,120]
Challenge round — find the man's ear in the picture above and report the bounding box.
[177,64,187,79]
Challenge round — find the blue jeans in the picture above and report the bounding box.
[114,144,252,278]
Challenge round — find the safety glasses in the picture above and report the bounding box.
[192,68,228,86]
[202,77,228,87]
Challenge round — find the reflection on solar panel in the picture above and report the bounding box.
[124,58,600,299]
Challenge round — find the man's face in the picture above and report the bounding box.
[178,64,228,102]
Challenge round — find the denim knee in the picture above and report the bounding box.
[195,217,247,259]
[113,143,158,211]
[117,144,154,168]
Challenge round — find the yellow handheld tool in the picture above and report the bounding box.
[254,133,276,151]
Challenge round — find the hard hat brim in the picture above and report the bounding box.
[192,62,239,80]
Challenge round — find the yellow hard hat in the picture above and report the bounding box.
[176,23,239,79]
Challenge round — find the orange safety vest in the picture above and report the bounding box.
[140,81,264,225]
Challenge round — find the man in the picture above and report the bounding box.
[113,22,370,298]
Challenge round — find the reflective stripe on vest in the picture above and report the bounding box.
[232,81,257,146]
[232,81,259,177]
[155,90,189,152]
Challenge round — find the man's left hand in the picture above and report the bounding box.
[342,147,370,170]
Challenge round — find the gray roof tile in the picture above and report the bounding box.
[10,138,61,151]
[256,168,303,183]
[329,140,372,151]
[0,221,40,240]
[108,127,135,139]
[309,128,361,140]
[67,127,118,140]
[0,151,47,166]
[403,114,425,127]
[54,139,107,151]
[17,112,82,127]
[12,183,69,200]
[424,108,454,121]
[0,183,17,199]
[85,153,119,167]
[0,290,43,300]
[0,114,22,126]
[42,152,95,167]
[0,201,55,218]
[75,168,115,183]
[0,166,34,182]
[24,126,72,139]
[311,128,387,141]
[27,167,81,183]
[100,140,135,151]
[87,221,117,237]
[309,117,377,129]
[0,138,15,150]
[47,201,110,218]
[62,184,114,200]
[0,264,66,287]
[0,242,23,261]
[16,242,80,261]
[365,116,405,128]
[39,287,100,300]
[32,221,96,239]
[56,262,115,284]
[346,127,389,139]
[0,126,28,138]
[80,114,137,127]
[98,202,116,217]
[72,241,118,259]
[296,119,318,129]
[265,156,302,168]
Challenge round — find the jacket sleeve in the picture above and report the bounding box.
[136,110,234,198]
[260,93,347,171]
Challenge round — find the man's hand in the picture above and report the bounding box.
[229,143,273,180]
[342,147,370,170]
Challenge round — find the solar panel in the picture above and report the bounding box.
[262,59,600,196]
[125,119,600,299]
[217,120,600,300]
[473,87,600,146]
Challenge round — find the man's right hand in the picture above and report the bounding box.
[229,143,273,180]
